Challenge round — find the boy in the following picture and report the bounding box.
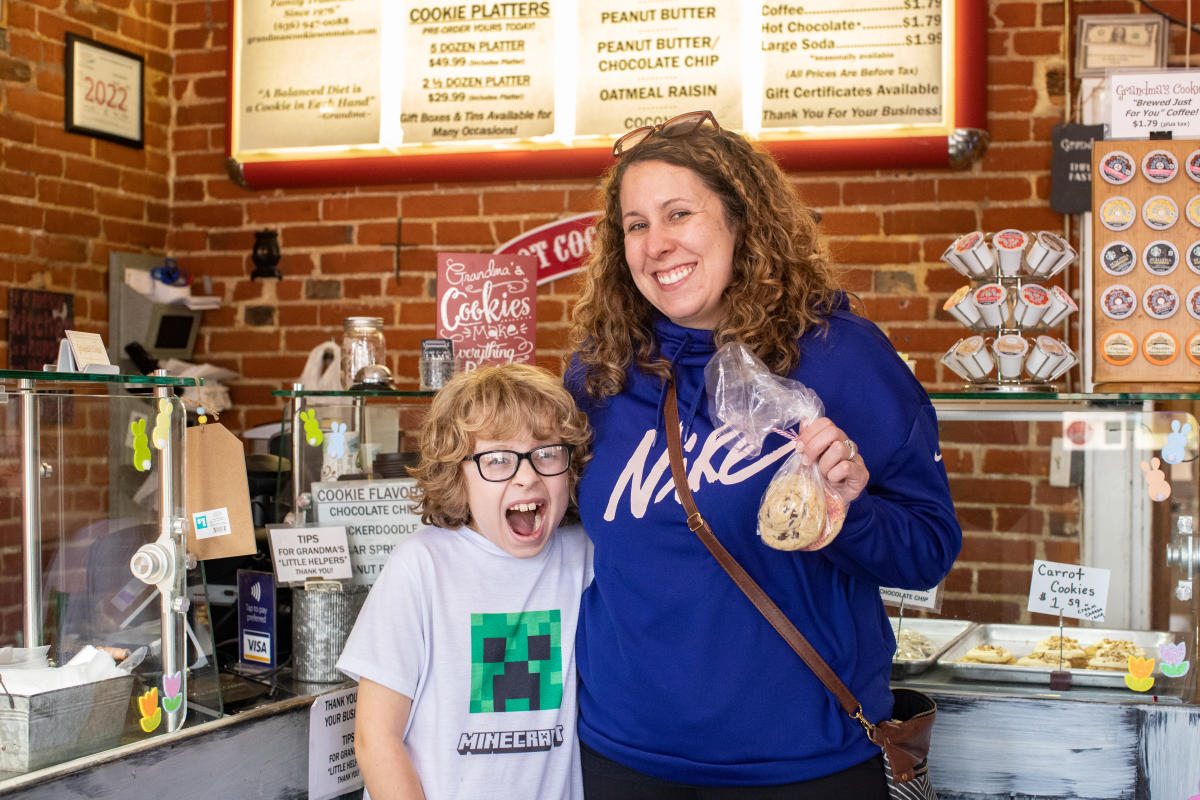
[337,364,592,800]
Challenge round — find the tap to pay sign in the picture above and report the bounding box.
[1027,559,1111,622]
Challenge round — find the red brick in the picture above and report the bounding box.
[248,199,320,224]
[323,196,399,221]
[402,193,481,218]
[1012,30,1063,56]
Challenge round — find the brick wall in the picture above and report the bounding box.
[1,1,1188,641]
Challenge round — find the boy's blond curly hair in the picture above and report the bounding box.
[411,363,592,529]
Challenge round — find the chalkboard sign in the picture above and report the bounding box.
[8,289,74,370]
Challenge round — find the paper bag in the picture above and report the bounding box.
[185,423,258,560]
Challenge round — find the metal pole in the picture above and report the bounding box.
[154,376,185,732]
[19,379,40,647]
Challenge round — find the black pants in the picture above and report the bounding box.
[581,741,888,799]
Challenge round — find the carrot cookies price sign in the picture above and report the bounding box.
[1027,560,1111,622]
[437,252,537,370]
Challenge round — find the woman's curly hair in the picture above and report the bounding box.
[568,123,843,400]
[411,363,592,530]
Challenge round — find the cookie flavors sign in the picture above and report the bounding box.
[437,252,537,370]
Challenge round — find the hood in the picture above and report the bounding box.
[650,315,718,438]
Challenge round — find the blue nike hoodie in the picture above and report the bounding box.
[565,306,962,786]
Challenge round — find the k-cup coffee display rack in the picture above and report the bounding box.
[939,230,1079,392]
[1092,141,1200,388]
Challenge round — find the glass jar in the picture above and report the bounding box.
[340,316,386,389]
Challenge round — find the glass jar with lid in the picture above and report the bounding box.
[341,316,386,389]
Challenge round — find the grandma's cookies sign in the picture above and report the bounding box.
[437,252,537,369]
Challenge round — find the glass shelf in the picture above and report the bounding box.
[272,388,434,399]
[931,390,1200,402]
[0,370,203,387]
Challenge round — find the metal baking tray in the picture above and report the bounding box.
[937,623,1174,687]
[890,618,978,677]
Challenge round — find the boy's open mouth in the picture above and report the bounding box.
[506,501,544,538]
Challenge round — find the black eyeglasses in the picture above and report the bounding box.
[612,110,720,158]
[463,444,575,482]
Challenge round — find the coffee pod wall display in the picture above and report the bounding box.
[940,229,1078,391]
[1092,139,1200,387]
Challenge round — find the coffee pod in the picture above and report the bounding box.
[954,335,994,379]
[972,283,1008,328]
[992,229,1027,276]
[953,231,995,278]
[992,334,1029,380]
[1188,241,1200,275]
[1142,240,1179,277]
[941,242,972,277]
[940,340,973,380]
[1024,335,1068,380]
[1099,241,1136,277]
[1142,149,1179,183]
[1188,332,1200,367]
[1098,150,1135,185]
[1041,285,1077,327]
[1143,195,1178,231]
[1099,284,1137,320]
[1012,283,1051,327]
[1100,330,1137,367]
[1047,341,1079,380]
[943,285,981,327]
[1043,233,1077,277]
[1142,284,1179,319]
[1143,331,1179,367]
[1186,195,1200,229]
[1025,230,1067,276]
[1099,196,1135,231]
[1186,285,1200,321]
[1187,149,1200,182]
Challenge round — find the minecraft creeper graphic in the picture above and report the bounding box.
[470,610,562,713]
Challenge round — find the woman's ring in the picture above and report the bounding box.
[843,439,858,461]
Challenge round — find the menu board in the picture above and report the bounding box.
[759,3,943,129]
[227,0,985,187]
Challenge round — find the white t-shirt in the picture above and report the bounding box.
[337,523,592,800]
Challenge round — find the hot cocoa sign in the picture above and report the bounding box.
[437,252,537,370]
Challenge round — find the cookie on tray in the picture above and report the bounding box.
[958,644,1016,665]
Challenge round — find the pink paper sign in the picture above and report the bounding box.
[437,252,537,370]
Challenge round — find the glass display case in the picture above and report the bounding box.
[893,391,1200,705]
[0,370,223,780]
[272,387,434,529]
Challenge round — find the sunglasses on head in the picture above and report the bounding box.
[611,110,720,158]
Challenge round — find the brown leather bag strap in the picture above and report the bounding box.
[664,380,865,720]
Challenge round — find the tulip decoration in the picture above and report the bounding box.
[1158,641,1190,678]
[137,687,162,732]
[162,671,183,713]
[1124,655,1155,693]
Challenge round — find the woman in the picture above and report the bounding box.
[564,111,961,797]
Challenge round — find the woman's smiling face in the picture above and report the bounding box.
[619,160,736,330]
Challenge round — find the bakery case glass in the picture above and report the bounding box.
[0,371,223,780]
[893,391,1200,704]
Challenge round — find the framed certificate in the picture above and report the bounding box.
[1076,15,1168,78]
[64,33,144,149]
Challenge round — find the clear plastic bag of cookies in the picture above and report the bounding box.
[704,342,846,552]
